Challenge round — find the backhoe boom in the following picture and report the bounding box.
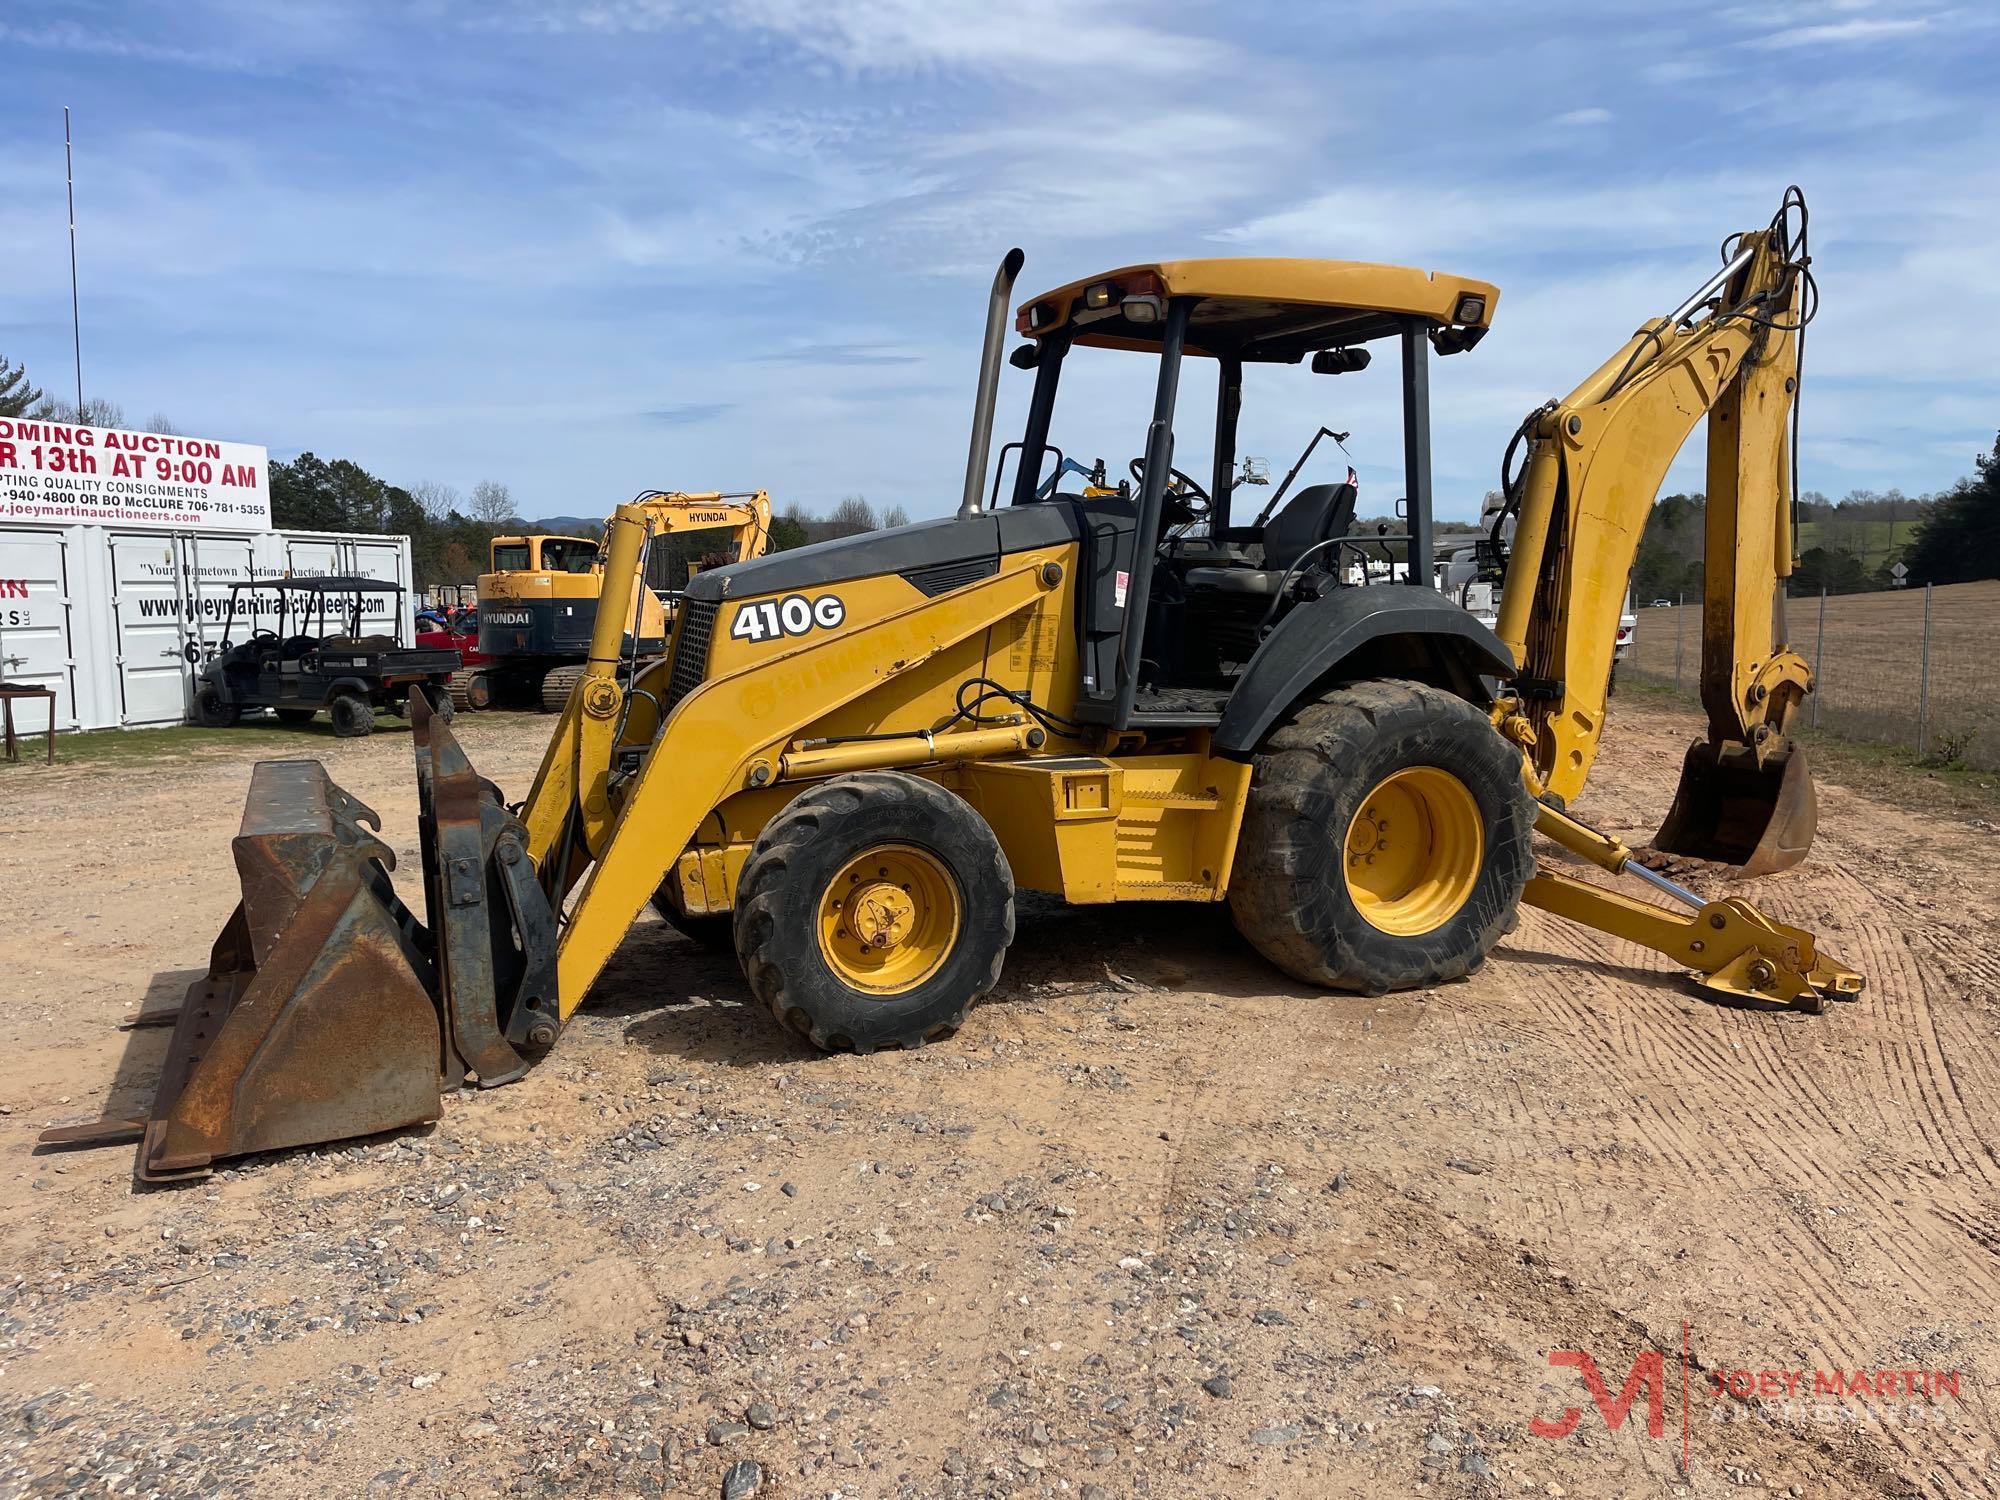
[1494,190,1817,876]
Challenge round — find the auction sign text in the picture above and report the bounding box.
[0,418,271,532]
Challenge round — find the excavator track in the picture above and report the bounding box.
[448,666,491,712]
[541,664,585,713]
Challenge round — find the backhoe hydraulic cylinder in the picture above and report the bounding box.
[1495,433,1561,668]
[586,506,651,679]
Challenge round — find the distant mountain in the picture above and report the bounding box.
[524,515,604,534]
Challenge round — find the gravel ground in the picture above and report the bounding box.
[3,698,1998,1498]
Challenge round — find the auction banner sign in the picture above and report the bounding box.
[0,417,271,532]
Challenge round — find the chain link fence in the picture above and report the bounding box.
[1623,579,2000,770]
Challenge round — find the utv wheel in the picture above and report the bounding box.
[329,694,376,738]
[274,707,317,726]
[1229,679,1535,993]
[415,685,455,723]
[194,688,239,728]
[734,771,1015,1053]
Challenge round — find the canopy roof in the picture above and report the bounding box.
[1018,258,1499,362]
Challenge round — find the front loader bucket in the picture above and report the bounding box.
[1651,737,1818,880]
[39,695,558,1183]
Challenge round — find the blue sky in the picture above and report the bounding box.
[3,0,1995,522]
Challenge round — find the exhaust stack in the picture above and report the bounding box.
[959,247,1026,520]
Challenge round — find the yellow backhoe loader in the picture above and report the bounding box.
[456,491,771,712]
[45,190,1861,1182]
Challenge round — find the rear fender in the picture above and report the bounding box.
[1214,589,1515,757]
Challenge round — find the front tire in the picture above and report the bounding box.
[1229,680,1534,993]
[194,687,238,728]
[329,694,375,738]
[734,772,1014,1053]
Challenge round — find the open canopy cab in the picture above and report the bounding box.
[194,576,460,737]
[957,254,1503,736]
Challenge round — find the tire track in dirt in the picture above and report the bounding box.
[1495,704,2000,1496]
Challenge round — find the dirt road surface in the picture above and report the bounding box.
[3,698,1998,1499]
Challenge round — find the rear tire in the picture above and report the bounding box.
[1229,679,1534,993]
[734,772,1014,1053]
[329,694,375,738]
[416,684,455,723]
[194,687,239,728]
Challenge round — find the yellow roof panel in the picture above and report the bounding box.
[1018,258,1499,360]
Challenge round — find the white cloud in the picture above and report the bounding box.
[1745,15,1931,47]
[482,0,1220,80]
[1548,107,1613,127]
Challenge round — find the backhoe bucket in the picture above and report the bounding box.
[1651,737,1817,880]
[39,695,558,1183]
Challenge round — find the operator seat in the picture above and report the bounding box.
[1184,481,1357,597]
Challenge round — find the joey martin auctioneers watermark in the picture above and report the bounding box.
[1529,1327,1968,1471]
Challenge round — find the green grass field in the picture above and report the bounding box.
[1793,516,1919,564]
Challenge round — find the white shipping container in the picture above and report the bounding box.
[0,521,414,732]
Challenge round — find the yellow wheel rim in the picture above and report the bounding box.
[816,844,962,996]
[1342,767,1484,936]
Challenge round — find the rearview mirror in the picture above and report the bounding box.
[1311,347,1372,375]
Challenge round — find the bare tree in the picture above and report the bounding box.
[823,495,878,538]
[144,413,181,435]
[469,479,515,524]
[37,396,126,428]
[880,503,910,530]
[411,480,462,520]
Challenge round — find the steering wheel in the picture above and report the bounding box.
[1128,457,1211,525]
[247,629,281,649]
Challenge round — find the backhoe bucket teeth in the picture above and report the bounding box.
[39,695,558,1183]
[1651,738,1818,880]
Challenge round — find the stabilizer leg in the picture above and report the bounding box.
[1524,803,1862,1012]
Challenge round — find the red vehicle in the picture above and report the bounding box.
[414,607,498,706]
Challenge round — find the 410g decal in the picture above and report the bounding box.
[730,593,847,643]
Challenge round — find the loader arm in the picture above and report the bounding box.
[1493,191,1815,874]
[516,528,1065,1017]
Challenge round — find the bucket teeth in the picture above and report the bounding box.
[38,696,560,1183]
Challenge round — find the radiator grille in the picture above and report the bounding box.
[902,556,998,597]
[665,598,719,710]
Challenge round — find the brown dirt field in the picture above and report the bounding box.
[1626,579,2000,768]
[3,696,1999,1498]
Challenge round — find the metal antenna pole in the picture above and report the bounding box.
[64,107,84,419]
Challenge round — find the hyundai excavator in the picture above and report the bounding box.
[43,189,1861,1182]
[455,490,772,712]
